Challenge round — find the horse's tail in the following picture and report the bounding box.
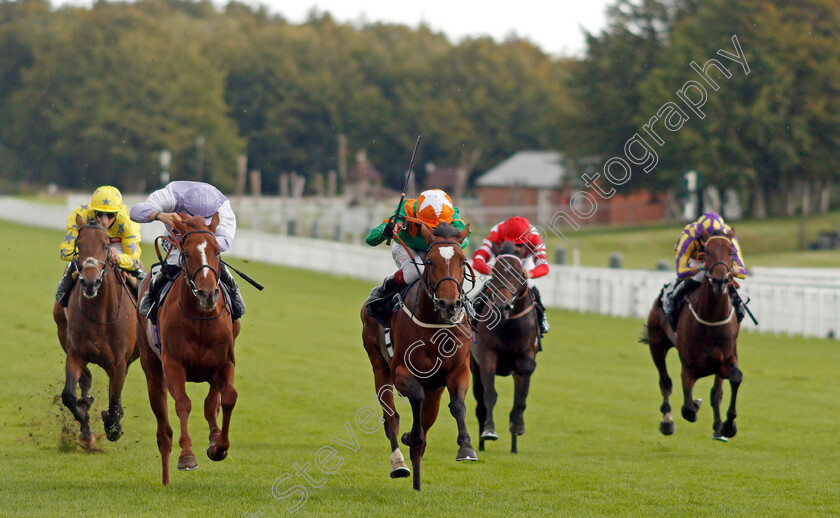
[638,323,650,345]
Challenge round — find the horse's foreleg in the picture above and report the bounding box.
[204,386,221,447]
[163,359,197,471]
[680,367,701,423]
[208,362,236,462]
[79,366,93,408]
[61,352,93,445]
[370,363,408,479]
[395,367,425,491]
[102,362,127,442]
[710,375,724,439]
[721,364,742,438]
[140,346,172,485]
[470,355,487,451]
[510,357,536,453]
[478,350,499,441]
[448,363,477,462]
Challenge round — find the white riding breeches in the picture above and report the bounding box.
[392,242,426,284]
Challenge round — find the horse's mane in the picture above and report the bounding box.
[499,241,518,255]
[433,222,460,239]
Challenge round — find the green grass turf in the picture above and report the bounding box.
[1,220,839,517]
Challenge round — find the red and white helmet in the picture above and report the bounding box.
[503,216,532,244]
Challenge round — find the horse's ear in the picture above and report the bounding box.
[727,227,736,238]
[209,212,220,233]
[457,223,470,245]
[75,214,84,228]
[421,222,435,243]
[171,214,186,236]
[700,228,711,243]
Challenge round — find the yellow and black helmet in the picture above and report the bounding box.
[90,186,123,213]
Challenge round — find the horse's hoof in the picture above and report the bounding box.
[389,464,410,479]
[104,426,123,442]
[207,443,228,462]
[681,406,697,423]
[721,420,737,438]
[456,447,478,461]
[77,431,96,450]
[659,421,675,435]
[480,429,498,440]
[713,434,729,442]
[509,422,525,436]
[177,455,198,471]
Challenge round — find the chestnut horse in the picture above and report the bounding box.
[53,214,139,447]
[471,242,539,454]
[644,228,742,440]
[137,213,240,485]
[361,220,477,491]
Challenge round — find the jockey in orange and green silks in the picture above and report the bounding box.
[674,212,747,280]
[55,186,144,307]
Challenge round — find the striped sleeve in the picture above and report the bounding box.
[59,206,86,261]
[524,229,549,278]
[472,222,503,274]
[731,235,748,279]
[675,224,697,279]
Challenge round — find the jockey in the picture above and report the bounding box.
[471,216,550,337]
[364,189,470,327]
[56,186,144,306]
[129,181,245,322]
[662,212,748,330]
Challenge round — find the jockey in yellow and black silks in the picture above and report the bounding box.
[56,186,144,306]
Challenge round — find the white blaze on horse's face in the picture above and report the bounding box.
[439,246,455,267]
[196,240,209,278]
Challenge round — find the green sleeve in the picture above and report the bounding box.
[451,208,470,249]
[365,222,388,247]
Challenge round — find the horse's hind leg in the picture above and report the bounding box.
[470,355,487,451]
[61,352,94,447]
[411,387,444,492]
[102,362,127,441]
[720,364,742,438]
[372,368,409,479]
[163,359,197,471]
[207,362,237,462]
[79,366,94,409]
[510,357,536,454]
[647,314,676,434]
[478,351,500,442]
[710,375,724,439]
[140,346,173,485]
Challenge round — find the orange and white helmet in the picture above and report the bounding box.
[414,189,454,227]
[90,186,123,213]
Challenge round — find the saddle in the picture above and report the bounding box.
[367,280,419,329]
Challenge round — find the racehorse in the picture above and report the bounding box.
[137,213,240,485]
[53,214,139,447]
[471,242,539,454]
[644,228,742,440]
[361,220,477,491]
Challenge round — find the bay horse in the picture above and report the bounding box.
[471,241,539,454]
[644,228,742,440]
[52,214,139,447]
[361,220,477,491]
[137,213,240,485]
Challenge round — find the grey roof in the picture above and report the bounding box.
[476,151,566,188]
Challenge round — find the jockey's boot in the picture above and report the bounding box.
[220,264,246,320]
[366,274,402,305]
[531,286,550,337]
[139,264,179,321]
[55,262,79,307]
[366,274,404,328]
[664,278,701,331]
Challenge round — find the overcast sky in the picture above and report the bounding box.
[266,1,611,56]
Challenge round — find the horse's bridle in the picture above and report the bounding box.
[701,235,734,283]
[73,224,115,284]
[485,254,530,314]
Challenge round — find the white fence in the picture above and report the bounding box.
[1,196,831,339]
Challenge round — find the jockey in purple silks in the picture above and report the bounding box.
[661,212,748,330]
[130,181,245,322]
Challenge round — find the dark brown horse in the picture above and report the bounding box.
[644,229,742,440]
[361,220,476,491]
[53,214,139,447]
[137,213,241,485]
[471,241,539,454]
